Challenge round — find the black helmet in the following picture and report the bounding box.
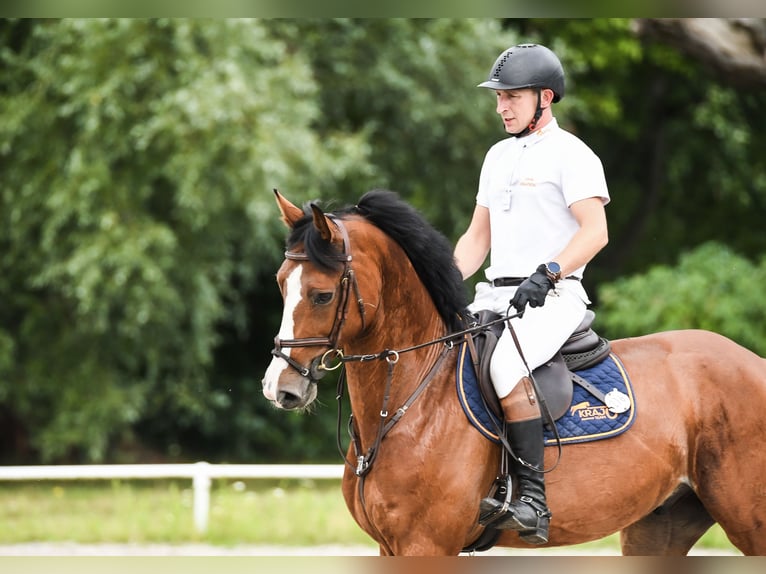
[478,44,565,102]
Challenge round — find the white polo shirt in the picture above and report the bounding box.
[476,118,610,282]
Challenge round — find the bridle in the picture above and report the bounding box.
[270,216,366,380]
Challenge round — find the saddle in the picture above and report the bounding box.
[465,309,611,422]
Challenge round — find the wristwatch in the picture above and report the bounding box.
[543,261,562,282]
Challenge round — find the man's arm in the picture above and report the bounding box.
[553,197,608,276]
[454,204,491,280]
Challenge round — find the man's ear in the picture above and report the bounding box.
[540,88,555,107]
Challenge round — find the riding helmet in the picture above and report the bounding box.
[478,44,565,102]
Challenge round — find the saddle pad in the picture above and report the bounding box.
[455,342,636,446]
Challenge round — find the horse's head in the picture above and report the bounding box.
[262,188,468,411]
[262,190,368,410]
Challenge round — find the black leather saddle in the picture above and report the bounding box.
[466,309,611,422]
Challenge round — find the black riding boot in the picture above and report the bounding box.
[479,418,552,544]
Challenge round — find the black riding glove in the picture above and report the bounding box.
[509,264,555,313]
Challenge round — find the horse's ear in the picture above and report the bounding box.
[310,203,335,242]
[274,189,304,229]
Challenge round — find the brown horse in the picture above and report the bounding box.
[262,189,766,556]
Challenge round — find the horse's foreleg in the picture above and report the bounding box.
[620,488,714,555]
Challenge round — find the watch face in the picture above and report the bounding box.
[548,262,561,274]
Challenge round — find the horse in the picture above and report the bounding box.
[261,188,766,556]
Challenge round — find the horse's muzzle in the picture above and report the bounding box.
[262,358,319,410]
[263,381,318,411]
[274,381,317,410]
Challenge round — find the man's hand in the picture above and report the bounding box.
[510,265,554,313]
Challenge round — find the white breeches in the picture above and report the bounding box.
[468,280,588,399]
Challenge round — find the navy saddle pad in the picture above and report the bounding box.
[455,342,636,446]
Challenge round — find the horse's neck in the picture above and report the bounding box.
[354,262,446,367]
[343,242,453,442]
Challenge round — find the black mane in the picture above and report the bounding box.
[286,190,468,332]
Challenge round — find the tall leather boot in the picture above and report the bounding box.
[479,417,552,544]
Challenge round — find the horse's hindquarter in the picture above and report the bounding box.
[628,329,766,554]
[613,329,766,480]
[537,329,766,552]
[493,329,766,551]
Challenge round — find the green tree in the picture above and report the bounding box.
[598,242,766,355]
[267,18,517,233]
[2,18,766,464]
[0,19,366,462]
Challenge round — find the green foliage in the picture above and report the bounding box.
[598,242,766,355]
[0,19,366,462]
[1,19,765,464]
[267,18,516,234]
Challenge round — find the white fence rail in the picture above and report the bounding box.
[0,463,345,533]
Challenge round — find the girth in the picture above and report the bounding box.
[466,309,611,422]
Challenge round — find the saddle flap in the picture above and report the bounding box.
[465,310,504,421]
[532,353,573,421]
[467,310,574,422]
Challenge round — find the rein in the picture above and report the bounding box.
[333,312,519,478]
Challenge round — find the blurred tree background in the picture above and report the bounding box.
[0,18,764,464]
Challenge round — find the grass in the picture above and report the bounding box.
[0,479,372,547]
[0,479,738,553]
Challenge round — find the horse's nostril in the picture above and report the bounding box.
[277,390,303,410]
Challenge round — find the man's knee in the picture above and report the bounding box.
[500,377,539,422]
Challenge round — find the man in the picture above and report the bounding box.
[454,43,609,544]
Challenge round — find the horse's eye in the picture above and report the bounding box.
[312,291,335,306]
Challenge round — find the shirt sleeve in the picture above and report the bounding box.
[560,140,610,207]
[476,143,501,208]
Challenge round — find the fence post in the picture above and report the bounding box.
[192,461,212,534]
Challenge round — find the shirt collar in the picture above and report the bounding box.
[520,117,558,146]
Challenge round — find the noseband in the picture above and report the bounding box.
[271,216,366,379]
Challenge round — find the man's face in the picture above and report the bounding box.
[494,88,539,134]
